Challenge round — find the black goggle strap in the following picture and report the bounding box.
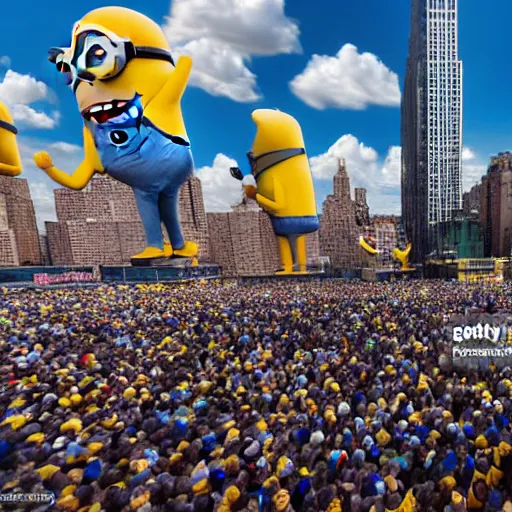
[250,148,305,181]
[0,120,17,135]
[126,44,175,67]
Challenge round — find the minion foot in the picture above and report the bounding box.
[163,242,173,258]
[275,267,294,276]
[131,246,167,267]
[172,241,198,259]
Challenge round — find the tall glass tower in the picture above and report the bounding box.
[401,0,463,261]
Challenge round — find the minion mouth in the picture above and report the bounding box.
[82,100,131,124]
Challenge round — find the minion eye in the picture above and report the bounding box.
[86,44,107,68]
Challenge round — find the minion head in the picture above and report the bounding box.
[50,7,175,115]
[251,109,305,156]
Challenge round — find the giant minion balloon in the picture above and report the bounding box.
[0,101,22,176]
[231,110,319,275]
[33,7,197,264]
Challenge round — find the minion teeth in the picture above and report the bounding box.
[82,99,132,123]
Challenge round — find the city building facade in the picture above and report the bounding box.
[0,177,40,265]
[319,159,367,270]
[47,175,210,265]
[480,152,512,257]
[463,183,482,218]
[402,0,463,261]
[208,199,319,277]
[438,217,484,259]
[370,216,400,266]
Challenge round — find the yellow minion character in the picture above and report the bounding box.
[232,109,319,275]
[34,7,198,263]
[0,102,22,176]
[392,243,413,271]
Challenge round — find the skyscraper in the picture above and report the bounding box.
[401,0,463,261]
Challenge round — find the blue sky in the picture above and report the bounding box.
[0,0,508,229]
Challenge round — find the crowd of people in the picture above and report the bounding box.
[1,279,512,511]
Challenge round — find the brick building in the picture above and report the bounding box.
[47,175,210,265]
[0,177,40,265]
[463,183,482,219]
[481,152,512,257]
[319,159,368,270]
[39,235,50,265]
[208,199,319,276]
[369,216,399,266]
[355,188,370,227]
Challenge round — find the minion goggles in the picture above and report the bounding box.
[0,120,17,135]
[49,23,175,92]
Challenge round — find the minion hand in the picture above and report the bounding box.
[33,151,54,171]
[242,174,257,199]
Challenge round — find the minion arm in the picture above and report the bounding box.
[160,55,193,103]
[256,177,286,214]
[40,127,102,190]
[0,162,21,177]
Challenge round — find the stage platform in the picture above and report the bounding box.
[361,267,421,282]
[100,264,221,282]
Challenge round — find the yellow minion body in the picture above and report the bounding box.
[0,102,22,176]
[251,110,316,219]
[35,7,192,190]
[35,7,198,261]
[244,109,319,274]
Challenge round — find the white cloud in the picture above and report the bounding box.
[311,134,401,215]
[48,141,82,153]
[380,146,402,190]
[174,40,260,102]
[290,44,401,110]
[0,70,59,129]
[0,56,11,68]
[309,134,379,181]
[163,0,301,102]
[196,153,244,211]
[462,147,475,161]
[17,136,84,232]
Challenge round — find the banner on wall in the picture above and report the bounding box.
[34,272,96,285]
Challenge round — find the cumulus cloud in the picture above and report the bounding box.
[462,147,475,161]
[163,0,301,102]
[310,134,401,215]
[196,153,245,211]
[290,44,401,110]
[0,70,59,129]
[174,40,260,102]
[17,136,84,232]
[0,56,11,68]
